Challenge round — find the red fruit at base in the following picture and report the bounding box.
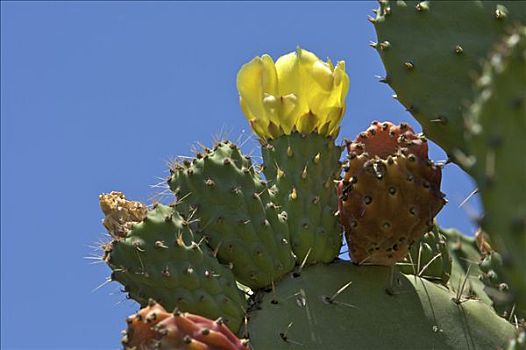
[122,300,249,350]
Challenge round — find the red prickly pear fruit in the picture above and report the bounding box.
[338,121,445,266]
[121,299,170,349]
[349,121,428,159]
[122,300,250,350]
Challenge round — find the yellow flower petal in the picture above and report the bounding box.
[296,111,319,134]
[237,58,268,126]
[237,48,349,139]
[312,60,334,91]
[260,54,278,95]
[279,93,298,134]
[250,118,269,139]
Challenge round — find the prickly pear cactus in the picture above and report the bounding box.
[373,0,526,316]
[96,32,524,348]
[238,48,348,265]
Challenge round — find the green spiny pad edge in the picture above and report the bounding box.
[103,204,247,332]
[261,133,343,264]
[480,251,525,320]
[441,228,525,321]
[373,1,526,159]
[248,261,517,349]
[168,141,296,289]
[398,225,452,285]
[464,26,526,309]
[441,228,492,306]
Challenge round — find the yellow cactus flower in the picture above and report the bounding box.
[237,48,349,140]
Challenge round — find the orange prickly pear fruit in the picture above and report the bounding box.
[338,121,445,265]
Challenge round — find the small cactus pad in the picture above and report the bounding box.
[465,26,526,309]
[248,261,517,349]
[398,225,452,285]
[373,1,526,157]
[100,194,246,331]
[168,141,296,289]
[442,228,492,307]
[338,121,445,265]
[480,251,524,320]
[477,230,525,322]
[262,133,343,264]
[122,300,250,350]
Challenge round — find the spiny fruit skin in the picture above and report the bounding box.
[398,225,452,285]
[338,121,445,265]
[168,141,296,289]
[100,193,247,332]
[122,300,249,350]
[122,300,170,349]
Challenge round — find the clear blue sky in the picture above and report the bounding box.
[1,2,481,349]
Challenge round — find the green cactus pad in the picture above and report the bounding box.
[441,228,492,306]
[261,133,343,264]
[399,225,452,285]
[248,261,517,349]
[168,141,296,289]
[104,204,247,331]
[508,332,526,350]
[442,228,525,322]
[373,1,526,158]
[465,26,526,309]
[480,251,524,320]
